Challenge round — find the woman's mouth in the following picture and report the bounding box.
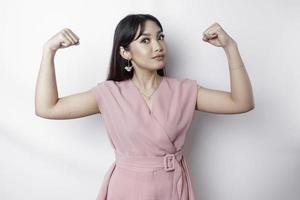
[153,56,165,60]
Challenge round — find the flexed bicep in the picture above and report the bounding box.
[196,85,253,114]
[37,89,101,120]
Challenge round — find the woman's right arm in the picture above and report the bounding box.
[35,28,100,120]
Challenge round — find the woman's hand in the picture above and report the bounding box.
[202,23,236,48]
[43,28,80,52]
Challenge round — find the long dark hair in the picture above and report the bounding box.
[106,14,167,82]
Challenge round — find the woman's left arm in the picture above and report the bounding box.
[223,41,255,109]
[196,23,255,113]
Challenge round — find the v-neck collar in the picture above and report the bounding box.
[129,76,165,115]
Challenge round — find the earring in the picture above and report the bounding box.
[124,59,133,72]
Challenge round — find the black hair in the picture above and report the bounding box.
[106,14,166,81]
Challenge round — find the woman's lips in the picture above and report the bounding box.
[153,56,164,60]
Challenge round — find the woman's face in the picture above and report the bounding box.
[121,20,167,72]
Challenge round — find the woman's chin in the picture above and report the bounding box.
[153,60,166,68]
[156,63,166,70]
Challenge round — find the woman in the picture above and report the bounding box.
[35,14,254,200]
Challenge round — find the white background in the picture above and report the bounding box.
[1,0,300,199]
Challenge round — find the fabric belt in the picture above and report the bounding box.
[115,149,185,199]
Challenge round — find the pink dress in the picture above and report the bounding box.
[91,76,198,200]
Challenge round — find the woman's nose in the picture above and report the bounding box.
[153,40,163,51]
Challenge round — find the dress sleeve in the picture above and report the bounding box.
[177,78,198,125]
[91,81,106,113]
[180,78,198,111]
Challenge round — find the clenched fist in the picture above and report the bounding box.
[43,28,80,52]
[202,23,236,48]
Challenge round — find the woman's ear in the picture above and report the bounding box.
[119,46,131,60]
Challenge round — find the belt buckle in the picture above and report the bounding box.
[164,154,175,171]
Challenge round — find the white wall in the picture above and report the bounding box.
[1,0,299,199]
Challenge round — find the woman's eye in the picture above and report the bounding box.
[141,35,165,43]
[142,38,150,43]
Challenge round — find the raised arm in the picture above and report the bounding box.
[35,28,100,119]
[196,23,255,114]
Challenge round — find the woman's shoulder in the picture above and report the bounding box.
[95,79,131,92]
[164,76,197,86]
[96,79,125,86]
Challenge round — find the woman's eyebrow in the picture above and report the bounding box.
[140,30,163,37]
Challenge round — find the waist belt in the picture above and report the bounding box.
[115,149,185,199]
